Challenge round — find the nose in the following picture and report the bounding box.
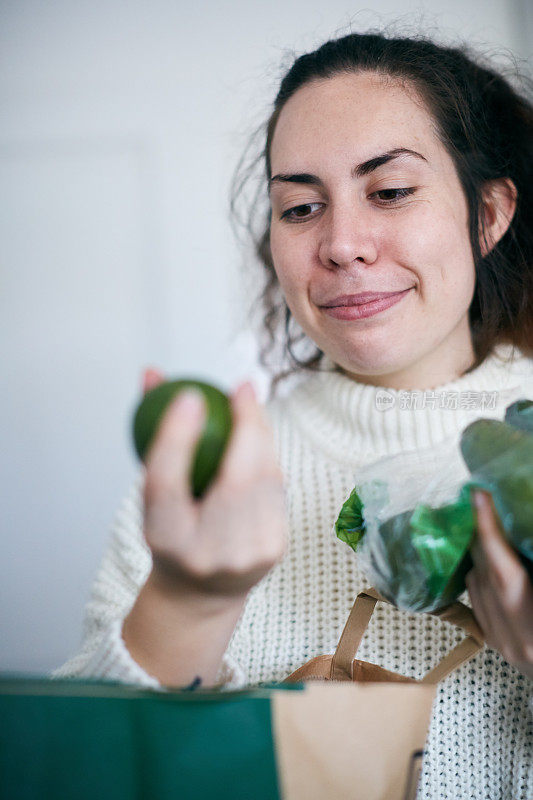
[318,204,378,269]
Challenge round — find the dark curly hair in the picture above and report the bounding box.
[230,30,533,401]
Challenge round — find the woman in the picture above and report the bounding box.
[53,31,533,799]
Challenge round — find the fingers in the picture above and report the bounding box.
[471,490,530,606]
[144,375,281,513]
[143,366,165,394]
[471,490,520,593]
[468,488,533,667]
[215,381,282,489]
[465,567,501,651]
[144,389,206,510]
[466,564,533,664]
[139,375,288,600]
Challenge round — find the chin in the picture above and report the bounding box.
[334,346,410,378]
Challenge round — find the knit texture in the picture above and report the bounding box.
[52,343,533,799]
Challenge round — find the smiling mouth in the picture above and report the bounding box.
[321,288,414,308]
[320,287,414,320]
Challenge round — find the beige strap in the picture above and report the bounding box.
[420,637,482,684]
[330,589,384,680]
[330,587,484,684]
[420,602,484,684]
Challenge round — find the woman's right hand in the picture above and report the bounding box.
[140,368,289,602]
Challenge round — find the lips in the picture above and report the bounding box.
[321,289,413,307]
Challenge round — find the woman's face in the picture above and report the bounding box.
[268,72,477,390]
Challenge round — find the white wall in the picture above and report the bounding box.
[1,0,530,674]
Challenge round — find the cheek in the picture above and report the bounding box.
[393,205,474,295]
[270,229,311,298]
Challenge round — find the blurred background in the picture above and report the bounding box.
[1,0,531,675]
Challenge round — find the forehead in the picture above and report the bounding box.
[270,72,441,171]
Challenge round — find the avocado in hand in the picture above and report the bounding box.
[132,378,232,498]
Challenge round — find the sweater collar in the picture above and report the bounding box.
[282,343,532,462]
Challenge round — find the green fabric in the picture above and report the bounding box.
[0,674,304,800]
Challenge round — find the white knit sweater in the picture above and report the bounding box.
[52,343,533,799]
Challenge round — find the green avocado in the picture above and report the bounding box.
[132,378,232,498]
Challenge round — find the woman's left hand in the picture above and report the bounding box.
[466,489,533,680]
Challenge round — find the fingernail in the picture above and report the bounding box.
[240,381,256,400]
[474,490,488,510]
[232,381,255,404]
[142,367,160,392]
[173,389,204,417]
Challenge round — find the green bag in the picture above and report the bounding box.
[0,673,299,800]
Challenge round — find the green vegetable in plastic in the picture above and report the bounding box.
[335,484,475,612]
[334,397,533,612]
[504,398,533,435]
[334,486,366,550]
[132,378,232,498]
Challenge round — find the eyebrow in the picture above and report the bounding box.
[268,148,428,191]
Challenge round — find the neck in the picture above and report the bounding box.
[281,341,528,461]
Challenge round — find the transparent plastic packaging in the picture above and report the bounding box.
[334,399,533,613]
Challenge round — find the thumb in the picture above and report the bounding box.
[144,389,207,505]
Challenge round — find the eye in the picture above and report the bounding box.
[280,203,323,223]
[372,187,415,204]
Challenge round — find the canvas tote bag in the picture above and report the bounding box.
[272,586,484,800]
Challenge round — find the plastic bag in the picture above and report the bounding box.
[334,399,533,613]
[461,410,533,561]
